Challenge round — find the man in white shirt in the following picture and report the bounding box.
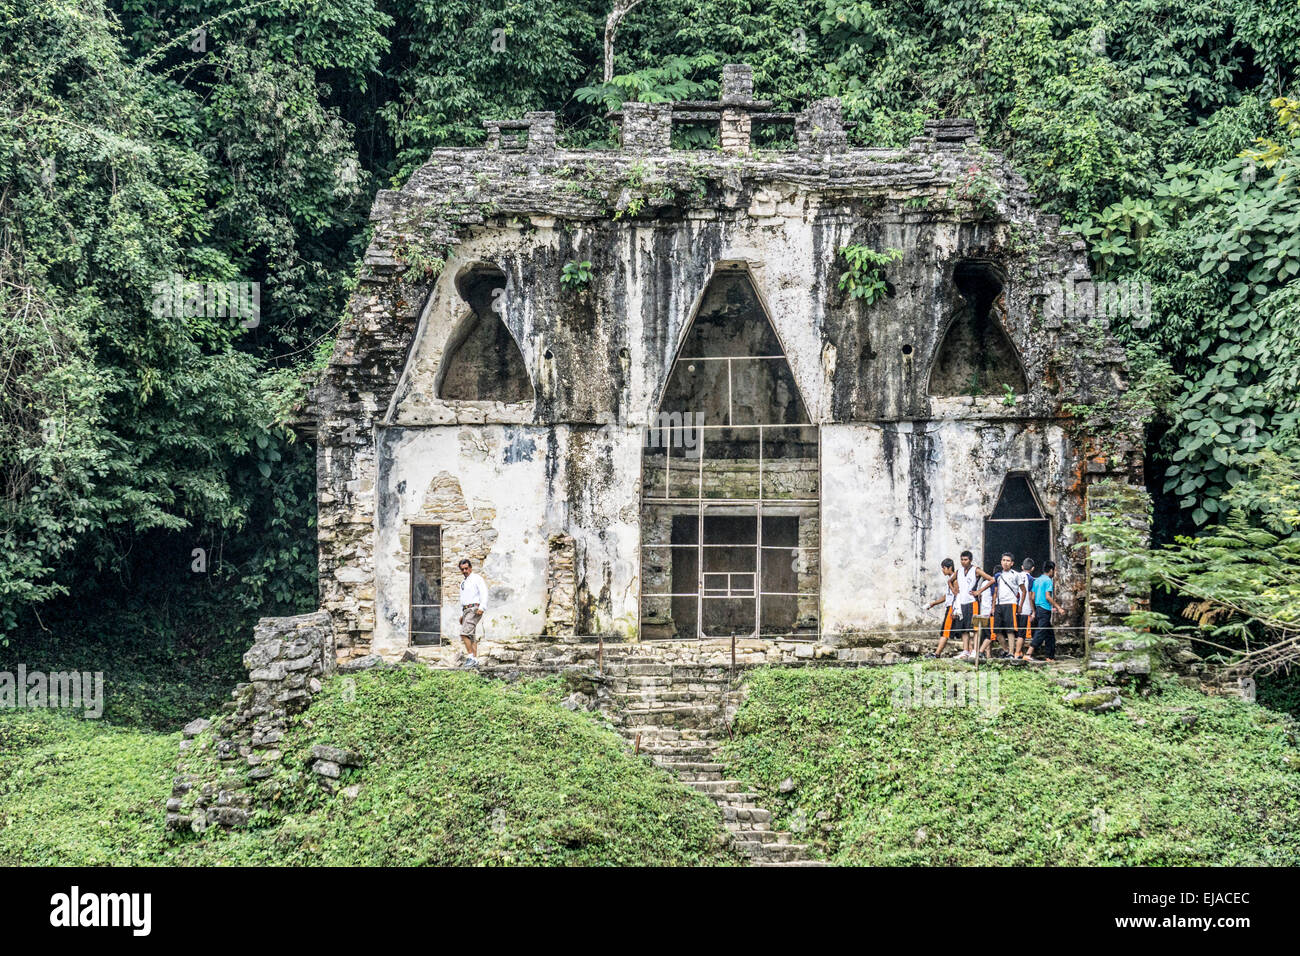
[925,558,959,658]
[457,558,488,667]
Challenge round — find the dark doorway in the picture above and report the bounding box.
[983,474,1051,572]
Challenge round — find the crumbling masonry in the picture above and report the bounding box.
[304,65,1148,663]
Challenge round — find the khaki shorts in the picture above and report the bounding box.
[459,606,483,637]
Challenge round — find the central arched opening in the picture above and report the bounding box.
[640,267,820,640]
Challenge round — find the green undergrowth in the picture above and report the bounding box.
[723,663,1300,866]
[0,668,736,866]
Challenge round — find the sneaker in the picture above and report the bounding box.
[462,655,479,669]
[924,652,938,659]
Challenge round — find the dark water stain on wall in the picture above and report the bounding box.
[502,426,536,463]
[906,425,935,564]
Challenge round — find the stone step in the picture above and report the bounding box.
[687,779,756,796]
[605,663,736,678]
[676,772,725,783]
[621,690,731,705]
[722,826,783,844]
[619,705,722,728]
[720,805,771,825]
[635,744,720,759]
[476,664,571,677]
[735,842,816,863]
[613,674,735,686]
[752,859,830,867]
[712,795,777,812]
[651,760,725,774]
[621,725,724,741]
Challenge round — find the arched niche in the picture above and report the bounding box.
[436,264,533,403]
[929,260,1028,397]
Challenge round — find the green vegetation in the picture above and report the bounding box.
[837,244,904,303]
[6,662,1297,867]
[724,664,1300,865]
[0,668,736,866]
[561,260,595,289]
[1080,457,1300,678]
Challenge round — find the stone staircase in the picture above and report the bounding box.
[473,641,825,866]
[606,656,823,866]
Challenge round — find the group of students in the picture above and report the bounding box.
[924,549,1063,662]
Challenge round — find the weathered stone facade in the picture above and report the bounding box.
[306,66,1146,662]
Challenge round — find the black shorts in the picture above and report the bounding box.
[992,604,1016,639]
[1015,612,1033,642]
[957,602,975,635]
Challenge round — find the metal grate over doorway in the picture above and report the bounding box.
[638,269,820,640]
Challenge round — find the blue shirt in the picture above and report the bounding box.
[1032,575,1054,610]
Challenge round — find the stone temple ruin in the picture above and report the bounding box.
[304,64,1148,664]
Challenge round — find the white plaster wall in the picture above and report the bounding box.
[821,421,1073,634]
[372,423,641,655]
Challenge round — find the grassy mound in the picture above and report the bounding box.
[0,708,175,865]
[0,668,736,866]
[722,663,1300,866]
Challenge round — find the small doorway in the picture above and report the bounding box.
[983,474,1051,571]
[409,524,443,645]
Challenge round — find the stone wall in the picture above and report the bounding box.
[166,611,336,832]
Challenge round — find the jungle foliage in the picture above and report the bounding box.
[1,0,1296,685]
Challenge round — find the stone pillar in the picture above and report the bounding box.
[1085,481,1156,677]
[620,102,672,152]
[545,533,577,636]
[526,111,557,152]
[796,512,820,630]
[796,98,848,154]
[1085,480,1151,628]
[719,64,754,152]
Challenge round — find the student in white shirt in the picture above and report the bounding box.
[457,558,488,667]
[925,558,959,658]
[954,550,996,660]
[1013,557,1037,659]
[974,552,1026,659]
